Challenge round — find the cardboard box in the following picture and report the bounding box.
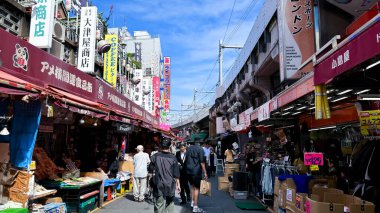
[286,187,296,207]
[224,167,239,176]
[119,161,134,174]
[278,186,286,209]
[311,187,343,202]
[228,182,234,196]
[273,195,279,213]
[225,163,239,169]
[274,177,280,196]
[295,193,308,211]
[306,193,375,213]
[218,177,229,191]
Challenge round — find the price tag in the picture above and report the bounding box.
[304,153,324,166]
[310,165,319,171]
[359,110,380,139]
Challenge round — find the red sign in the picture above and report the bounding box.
[304,152,324,166]
[96,79,130,113]
[277,75,314,108]
[0,28,96,100]
[314,18,380,85]
[153,77,160,116]
[163,56,171,112]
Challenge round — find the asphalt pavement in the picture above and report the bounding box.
[94,173,269,213]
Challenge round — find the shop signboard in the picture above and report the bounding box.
[359,110,380,139]
[277,75,314,108]
[116,123,134,133]
[96,79,129,113]
[304,152,324,166]
[0,28,96,100]
[77,6,97,73]
[29,0,55,48]
[103,34,118,87]
[314,17,380,85]
[109,115,130,124]
[163,57,170,112]
[258,101,270,122]
[278,0,315,81]
[153,77,160,116]
[250,109,259,121]
[216,117,226,134]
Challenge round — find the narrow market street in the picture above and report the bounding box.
[94,175,269,213]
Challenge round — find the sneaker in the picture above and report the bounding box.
[193,207,205,213]
[191,201,194,208]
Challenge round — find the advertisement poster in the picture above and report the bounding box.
[359,110,380,139]
[278,0,315,81]
[103,34,118,87]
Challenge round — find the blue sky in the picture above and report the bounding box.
[92,0,263,124]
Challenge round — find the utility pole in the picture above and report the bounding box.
[218,39,243,86]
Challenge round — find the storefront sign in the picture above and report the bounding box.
[159,123,170,131]
[0,28,96,100]
[77,6,97,73]
[304,152,324,166]
[163,57,170,112]
[278,0,315,81]
[314,17,380,85]
[29,0,55,48]
[250,109,259,121]
[153,77,160,116]
[109,115,130,124]
[103,34,118,87]
[258,101,270,122]
[116,123,133,133]
[96,79,129,112]
[359,110,380,139]
[277,75,314,108]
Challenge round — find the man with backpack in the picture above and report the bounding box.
[150,138,181,213]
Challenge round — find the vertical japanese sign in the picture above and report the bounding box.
[163,57,171,112]
[153,77,160,117]
[103,34,118,87]
[29,0,55,48]
[77,6,97,73]
[278,0,315,81]
[258,101,270,122]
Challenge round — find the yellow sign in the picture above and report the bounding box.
[310,165,319,171]
[103,34,118,87]
[359,110,380,139]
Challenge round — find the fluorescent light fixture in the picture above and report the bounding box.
[273,112,280,115]
[327,90,334,94]
[328,97,332,100]
[355,89,370,95]
[284,106,294,111]
[264,124,273,127]
[337,89,352,95]
[358,94,380,100]
[366,60,380,70]
[309,125,336,131]
[80,118,85,124]
[256,125,263,127]
[331,96,348,102]
[292,112,302,115]
[282,112,291,115]
[296,106,307,110]
[319,126,337,130]
[309,106,316,110]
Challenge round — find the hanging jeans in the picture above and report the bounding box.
[261,165,273,195]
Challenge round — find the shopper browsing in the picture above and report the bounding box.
[185,143,207,213]
[133,145,151,202]
[150,138,181,213]
[176,143,191,204]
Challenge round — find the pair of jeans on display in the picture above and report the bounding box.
[261,163,273,195]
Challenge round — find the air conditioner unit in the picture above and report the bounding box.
[53,20,66,42]
[51,38,65,60]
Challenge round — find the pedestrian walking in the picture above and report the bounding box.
[169,140,177,155]
[150,138,181,213]
[133,145,151,202]
[176,143,191,204]
[207,147,217,177]
[185,143,207,213]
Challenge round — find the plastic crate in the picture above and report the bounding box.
[233,191,248,200]
[79,197,95,213]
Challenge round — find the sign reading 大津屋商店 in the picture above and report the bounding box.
[77,6,97,73]
[29,0,55,48]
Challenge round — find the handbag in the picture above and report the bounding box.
[200,179,211,196]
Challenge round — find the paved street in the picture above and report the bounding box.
[94,175,269,213]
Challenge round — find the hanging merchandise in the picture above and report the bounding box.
[10,100,41,169]
[315,84,331,120]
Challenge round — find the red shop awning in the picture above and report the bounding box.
[48,86,100,108]
[314,15,380,85]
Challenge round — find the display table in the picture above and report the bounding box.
[40,177,101,213]
[30,189,57,200]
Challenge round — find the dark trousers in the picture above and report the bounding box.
[180,171,190,201]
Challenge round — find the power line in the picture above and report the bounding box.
[222,0,237,42]
[225,0,258,45]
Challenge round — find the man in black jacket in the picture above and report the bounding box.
[176,143,191,204]
[150,138,181,213]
